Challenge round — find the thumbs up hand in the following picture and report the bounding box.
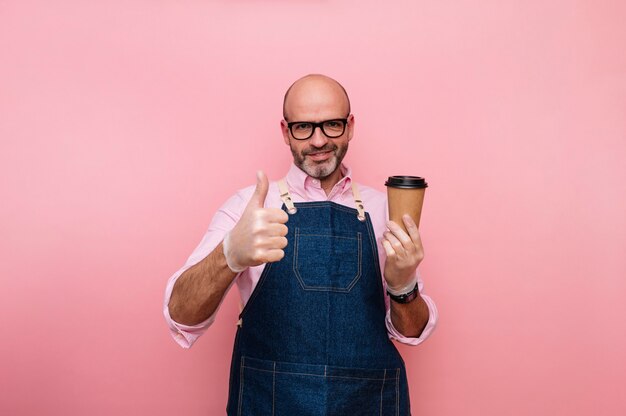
[222,171,290,273]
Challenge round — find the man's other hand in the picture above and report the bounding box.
[222,171,289,272]
[381,214,424,291]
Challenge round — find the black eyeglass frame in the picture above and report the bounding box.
[286,117,349,140]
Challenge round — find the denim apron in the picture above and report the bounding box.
[226,179,410,415]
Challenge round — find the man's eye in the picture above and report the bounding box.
[295,123,310,130]
[327,121,339,128]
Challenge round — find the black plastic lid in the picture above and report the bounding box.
[385,175,428,189]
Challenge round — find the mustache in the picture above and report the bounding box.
[303,144,337,156]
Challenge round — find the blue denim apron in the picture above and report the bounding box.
[226,179,410,415]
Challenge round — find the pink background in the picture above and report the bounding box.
[1,1,625,415]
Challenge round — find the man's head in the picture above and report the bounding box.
[281,74,354,180]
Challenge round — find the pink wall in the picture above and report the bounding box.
[1,1,625,414]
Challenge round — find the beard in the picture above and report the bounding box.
[290,141,349,179]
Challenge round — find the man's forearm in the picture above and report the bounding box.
[168,241,238,326]
[389,294,429,338]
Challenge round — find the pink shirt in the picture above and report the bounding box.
[163,163,438,349]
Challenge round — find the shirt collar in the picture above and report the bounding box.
[286,162,353,197]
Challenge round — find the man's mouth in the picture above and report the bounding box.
[307,150,333,161]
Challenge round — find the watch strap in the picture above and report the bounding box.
[386,282,419,304]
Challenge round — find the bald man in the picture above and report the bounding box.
[164,74,438,415]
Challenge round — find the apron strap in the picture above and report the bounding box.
[351,181,367,222]
[278,179,298,214]
[278,178,366,221]
[236,301,243,327]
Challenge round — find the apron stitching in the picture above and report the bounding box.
[292,202,360,215]
[292,228,302,289]
[294,233,358,240]
[243,358,392,372]
[238,356,245,416]
[295,286,352,292]
[272,361,276,416]
[396,368,400,416]
[380,368,387,416]
[350,233,363,291]
[241,366,388,381]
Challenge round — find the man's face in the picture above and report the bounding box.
[281,80,354,180]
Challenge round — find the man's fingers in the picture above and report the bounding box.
[268,223,289,237]
[264,208,290,224]
[402,215,424,260]
[384,230,405,255]
[382,239,396,257]
[386,220,414,252]
[264,249,285,263]
[251,247,285,264]
[267,236,288,249]
[402,214,421,247]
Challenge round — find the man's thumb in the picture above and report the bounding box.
[249,170,269,208]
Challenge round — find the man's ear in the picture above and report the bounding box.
[346,114,355,142]
[280,119,290,146]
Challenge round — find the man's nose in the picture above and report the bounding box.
[309,126,329,147]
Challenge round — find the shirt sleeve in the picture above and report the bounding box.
[384,268,438,346]
[162,190,246,349]
[377,189,438,346]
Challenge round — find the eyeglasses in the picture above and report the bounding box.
[286,118,348,140]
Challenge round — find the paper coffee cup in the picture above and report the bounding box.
[385,176,428,233]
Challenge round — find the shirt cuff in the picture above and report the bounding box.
[385,293,438,346]
[163,303,214,349]
[163,266,217,349]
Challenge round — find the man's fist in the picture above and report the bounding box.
[223,171,289,273]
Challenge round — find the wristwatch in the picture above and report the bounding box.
[386,283,419,304]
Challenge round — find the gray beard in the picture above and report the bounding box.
[290,142,349,180]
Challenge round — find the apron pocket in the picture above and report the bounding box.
[294,227,362,292]
[327,366,400,416]
[239,356,399,416]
